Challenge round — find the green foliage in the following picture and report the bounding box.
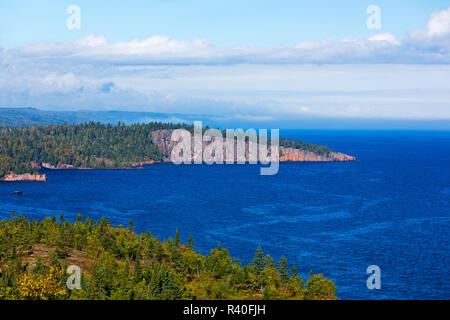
[0,122,334,177]
[279,137,333,156]
[0,214,337,300]
[252,245,265,276]
[278,256,289,283]
[0,122,192,177]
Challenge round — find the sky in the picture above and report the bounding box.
[0,0,450,128]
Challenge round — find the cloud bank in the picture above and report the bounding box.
[1,8,450,123]
[3,8,450,66]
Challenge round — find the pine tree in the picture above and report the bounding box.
[252,245,265,276]
[32,256,46,275]
[291,265,298,278]
[174,229,181,247]
[49,249,61,269]
[187,234,194,250]
[278,256,289,283]
[134,253,143,284]
[128,220,135,232]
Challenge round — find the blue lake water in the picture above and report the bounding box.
[0,130,449,299]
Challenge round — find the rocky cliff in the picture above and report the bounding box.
[1,130,355,182]
[152,130,356,163]
[0,173,47,182]
[279,147,356,162]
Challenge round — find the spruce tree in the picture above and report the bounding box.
[252,245,265,276]
[134,253,143,283]
[187,234,194,250]
[278,256,289,283]
[291,265,298,278]
[174,229,181,247]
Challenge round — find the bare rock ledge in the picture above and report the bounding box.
[0,173,47,182]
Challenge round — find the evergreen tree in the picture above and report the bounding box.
[49,249,61,269]
[291,265,298,278]
[187,234,194,250]
[128,220,135,232]
[278,256,289,283]
[252,245,265,276]
[174,229,181,248]
[134,253,143,284]
[0,214,337,300]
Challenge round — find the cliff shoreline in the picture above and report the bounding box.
[151,129,357,163]
[0,152,356,182]
[1,128,356,181]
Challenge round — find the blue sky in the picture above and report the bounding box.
[1,0,449,47]
[1,1,450,127]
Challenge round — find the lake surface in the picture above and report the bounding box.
[1,130,449,299]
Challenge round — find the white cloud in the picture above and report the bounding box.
[42,73,80,93]
[368,33,399,45]
[74,34,108,47]
[2,7,450,66]
[425,8,450,36]
[5,30,447,65]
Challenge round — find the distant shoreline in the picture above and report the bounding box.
[0,157,357,183]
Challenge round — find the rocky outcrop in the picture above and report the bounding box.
[30,161,42,170]
[42,162,76,169]
[0,173,47,182]
[131,160,156,167]
[56,163,75,169]
[41,162,57,169]
[152,129,356,163]
[152,130,178,162]
[279,147,356,162]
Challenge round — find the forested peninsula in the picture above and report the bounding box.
[0,122,355,180]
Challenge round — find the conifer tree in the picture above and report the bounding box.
[134,253,143,284]
[278,256,289,283]
[252,245,265,276]
[187,234,194,250]
[291,265,298,278]
[174,229,181,248]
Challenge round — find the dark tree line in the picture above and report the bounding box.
[0,122,192,177]
[0,122,332,177]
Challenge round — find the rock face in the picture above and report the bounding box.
[152,130,178,162]
[131,160,155,167]
[279,147,356,162]
[152,130,356,163]
[0,173,47,182]
[56,163,75,169]
[41,162,57,169]
[4,131,354,181]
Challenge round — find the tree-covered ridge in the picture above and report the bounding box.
[279,137,332,156]
[0,122,334,177]
[0,213,337,300]
[0,122,192,177]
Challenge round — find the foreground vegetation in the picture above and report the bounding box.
[0,122,333,177]
[0,213,337,300]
